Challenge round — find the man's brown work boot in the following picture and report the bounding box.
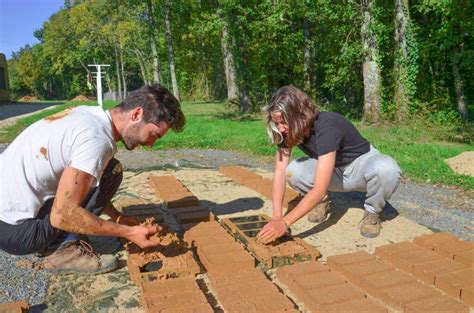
[44,240,118,275]
[307,196,331,223]
[360,211,381,238]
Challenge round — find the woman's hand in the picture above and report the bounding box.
[256,218,289,244]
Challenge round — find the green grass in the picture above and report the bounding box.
[1,100,473,191]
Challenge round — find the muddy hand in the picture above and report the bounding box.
[127,225,162,248]
[256,219,286,244]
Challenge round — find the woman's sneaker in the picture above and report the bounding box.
[44,240,118,275]
[307,196,331,223]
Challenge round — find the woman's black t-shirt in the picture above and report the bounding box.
[297,112,370,167]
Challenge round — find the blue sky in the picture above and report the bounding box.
[0,0,64,59]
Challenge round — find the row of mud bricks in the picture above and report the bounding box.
[124,170,473,312]
[219,165,473,312]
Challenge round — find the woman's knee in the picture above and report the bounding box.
[286,158,315,192]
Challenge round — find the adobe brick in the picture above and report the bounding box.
[0,300,29,313]
[275,261,329,282]
[198,242,244,257]
[435,268,474,299]
[320,298,388,313]
[167,197,199,209]
[460,286,473,307]
[141,276,197,295]
[213,280,281,304]
[338,259,395,285]
[327,250,375,271]
[200,250,255,274]
[379,281,442,311]
[412,257,466,285]
[404,295,469,313]
[358,269,416,299]
[435,240,474,259]
[209,267,267,288]
[413,232,459,251]
[221,294,296,313]
[291,271,348,290]
[454,249,474,267]
[144,289,208,308]
[305,284,366,311]
[375,241,418,260]
[385,249,443,273]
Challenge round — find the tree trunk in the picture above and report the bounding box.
[119,42,127,97]
[361,0,382,122]
[452,50,468,121]
[220,15,238,101]
[394,0,417,120]
[146,0,160,84]
[114,43,122,100]
[164,0,180,101]
[303,17,312,93]
[134,48,149,85]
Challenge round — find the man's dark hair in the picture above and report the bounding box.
[116,84,185,132]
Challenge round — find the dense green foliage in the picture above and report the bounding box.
[6,0,473,123]
[0,101,472,190]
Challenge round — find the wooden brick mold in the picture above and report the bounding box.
[221,214,321,268]
[0,300,29,313]
[219,166,300,210]
[141,277,213,313]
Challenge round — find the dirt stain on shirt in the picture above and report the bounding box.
[40,147,49,160]
[44,108,73,121]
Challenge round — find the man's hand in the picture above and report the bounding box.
[125,224,162,249]
[257,218,289,244]
[116,215,140,226]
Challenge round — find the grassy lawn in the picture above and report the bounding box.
[1,100,473,190]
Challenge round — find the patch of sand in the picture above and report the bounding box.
[446,151,474,176]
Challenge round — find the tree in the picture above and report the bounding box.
[361,0,382,122]
[164,0,180,101]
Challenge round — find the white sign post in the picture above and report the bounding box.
[88,64,110,108]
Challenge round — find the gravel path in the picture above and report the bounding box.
[0,103,472,308]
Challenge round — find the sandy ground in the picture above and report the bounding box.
[446,151,474,177]
[44,167,432,311]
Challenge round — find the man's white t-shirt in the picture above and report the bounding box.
[0,106,117,225]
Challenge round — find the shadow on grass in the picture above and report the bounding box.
[297,191,399,238]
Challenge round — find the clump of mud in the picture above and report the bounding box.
[126,217,187,267]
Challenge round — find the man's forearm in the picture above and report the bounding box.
[51,203,130,238]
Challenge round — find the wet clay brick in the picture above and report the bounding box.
[276,261,329,282]
[209,267,267,288]
[412,257,467,285]
[141,276,197,295]
[405,295,469,313]
[0,300,29,313]
[222,295,297,313]
[213,279,281,304]
[143,289,209,310]
[305,284,366,311]
[338,259,395,285]
[413,232,459,251]
[460,286,473,306]
[197,242,244,257]
[435,268,474,299]
[375,241,419,260]
[358,269,416,299]
[291,271,348,290]
[327,251,375,272]
[454,249,474,267]
[167,196,199,209]
[384,249,443,273]
[379,281,441,311]
[435,240,474,259]
[200,250,255,274]
[320,298,388,313]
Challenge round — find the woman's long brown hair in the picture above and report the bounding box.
[263,86,317,147]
